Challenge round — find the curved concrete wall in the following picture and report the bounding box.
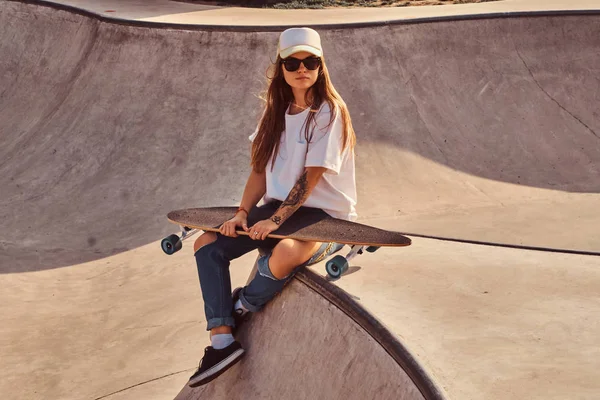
[175,268,444,400]
[1,1,599,272]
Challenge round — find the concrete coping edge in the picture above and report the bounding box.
[296,268,448,400]
[11,0,600,32]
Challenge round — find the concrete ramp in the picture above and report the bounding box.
[1,1,600,399]
[175,268,444,400]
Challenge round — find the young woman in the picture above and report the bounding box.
[188,27,357,387]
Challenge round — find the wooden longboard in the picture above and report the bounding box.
[167,206,411,247]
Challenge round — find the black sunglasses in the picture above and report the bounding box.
[281,57,322,72]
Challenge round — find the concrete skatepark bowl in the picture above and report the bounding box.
[1,0,599,399]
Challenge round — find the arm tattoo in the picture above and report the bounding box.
[282,170,309,208]
[272,170,310,225]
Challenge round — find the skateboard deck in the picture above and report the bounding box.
[162,206,411,279]
[167,206,411,247]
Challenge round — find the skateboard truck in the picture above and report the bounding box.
[161,226,199,255]
[325,245,380,279]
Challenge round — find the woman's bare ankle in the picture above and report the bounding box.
[210,325,233,337]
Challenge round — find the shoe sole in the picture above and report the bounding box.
[188,348,245,388]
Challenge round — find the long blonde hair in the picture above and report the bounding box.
[251,55,356,173]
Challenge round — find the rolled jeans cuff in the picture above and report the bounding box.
[206,316,236,331]
[238,289,262,313]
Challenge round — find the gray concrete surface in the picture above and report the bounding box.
[174,268,441,400]
[1,0,599,399]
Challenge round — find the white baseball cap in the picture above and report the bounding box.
[277,27,323,59]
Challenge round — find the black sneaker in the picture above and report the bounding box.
[188,341,245,387]
[231,287,250,335]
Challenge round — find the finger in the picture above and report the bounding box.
[242,223,249,232]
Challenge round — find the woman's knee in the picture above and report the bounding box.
[193,231,218,254]
[268,239,320,280]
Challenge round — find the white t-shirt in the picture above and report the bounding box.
[249,103,357,221]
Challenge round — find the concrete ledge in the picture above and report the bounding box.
[10,0,600,31]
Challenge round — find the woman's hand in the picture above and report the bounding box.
[248,219,280,241]
[219,213,249,237]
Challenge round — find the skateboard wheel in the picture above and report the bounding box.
[366,246,380,253]
[326,255,349,279]
[161,234,182,255]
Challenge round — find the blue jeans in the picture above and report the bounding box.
[194,203,343,331]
